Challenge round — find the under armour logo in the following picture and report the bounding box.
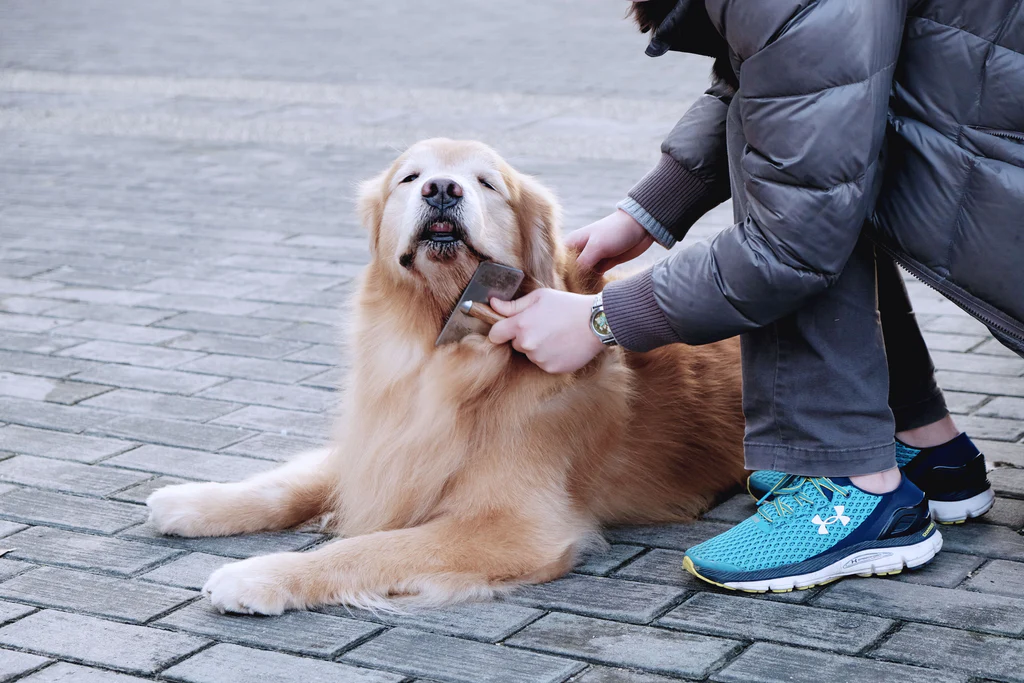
[811,506,851,535]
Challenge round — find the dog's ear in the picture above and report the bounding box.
[356,170,389,254]
[512,172,564,289]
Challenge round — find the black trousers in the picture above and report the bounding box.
[741,238,949,477]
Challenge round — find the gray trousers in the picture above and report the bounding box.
[741,238,949,477]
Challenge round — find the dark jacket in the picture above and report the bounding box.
[603,0,1024,357]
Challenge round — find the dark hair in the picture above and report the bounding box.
[626,0,679,33]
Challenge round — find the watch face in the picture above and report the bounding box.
[592,311,611,337]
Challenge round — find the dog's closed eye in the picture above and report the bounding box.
[478,178,496,191]
[400,173,419,184]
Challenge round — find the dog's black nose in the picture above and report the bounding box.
[421,177,463,210]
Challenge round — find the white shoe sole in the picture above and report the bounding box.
[695,531,943,593]
[929,488,995,524]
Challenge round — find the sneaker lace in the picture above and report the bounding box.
[755,477,850,523]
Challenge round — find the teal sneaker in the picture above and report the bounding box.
[745,470,797,499]
[684,475,942,593]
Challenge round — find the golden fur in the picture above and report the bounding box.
[146,139,746,615]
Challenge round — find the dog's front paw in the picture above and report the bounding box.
[203,555,304,615]
[146,482,224,537]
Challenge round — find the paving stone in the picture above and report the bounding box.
[283,344,338,365]
[120,524,322,559]
[177,355,323,383]
[211,405,330,439]
[42,302,176,326]
[978,439,1024,467]
[0,397,115,434]
[604,522,733,551]
[108,475,188,504]
[0,601,34,626]
[0,455,146,495]
[58,340,204,369]
[0,488,145,534]
[0,610,207,674]
[140,277,262,299]
[931,350,1024,376]
[343,627,585,683]
[980,496,1024,529]
[506,574,684,624]
[889,551,984,588]
[937,370,1024,398]
[103,445,272,481]
[977,396,1024,421]
[990,468,1024,498]
[140,552,231,591]
[713,642,965,683]
[572,667,679,683]
[924,315,992,336]
[199,379,335,413]
[951,415,1024,441]
[4,526,181,576]
[874,623,1024,683]
[0,312,71,334]
[162,643,403,683]
[80,389,239,422]
[166,333,309,359]
[939,522,1024,560]
[325,601,544,643]
[0,523,25,540]
[155,312,291,338]
[702,493,757,524]
[0,349,95,378]
[0,332,82,355]
[18,662,152,682]
[0,372,112,405]
[962,559,1024,599]
[93,416,255,451]
[943,390,991,414]
[156,601,380,657]
[143,290,273,315]
[222,433,324,462]
[574,545,645,576]
[0,648,49,681]
[921,332,986,352]
[71,364,226,395]
[300,367,345,389]
[814,576,1024,636]
[52,320,186,345]
[507,612,740,679]
[0,566,195,622]
[0,425,135,463]
[0,561,31,584]
[41,288,162,306]
[660,592,892,654]
[271,323,339,345]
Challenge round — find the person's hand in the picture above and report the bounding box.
[565,209,654,273]
[488,289,604,374]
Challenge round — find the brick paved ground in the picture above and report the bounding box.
[0,1,1022,682]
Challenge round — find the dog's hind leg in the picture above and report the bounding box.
[201,511,591,615]
[146,448,334,538]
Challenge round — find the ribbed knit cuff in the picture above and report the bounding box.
[603,268,682,352]
[627,153,718,243]
[617,198,676,248]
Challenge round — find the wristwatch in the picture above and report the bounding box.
[590,292,618,346]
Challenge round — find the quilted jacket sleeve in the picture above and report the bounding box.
[618,79,733,248]
[604,0,907,350]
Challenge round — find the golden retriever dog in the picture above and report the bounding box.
[146,138,746,615]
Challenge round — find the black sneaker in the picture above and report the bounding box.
[897,433,994,524]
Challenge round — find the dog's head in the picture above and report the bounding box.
[358,139,563,307]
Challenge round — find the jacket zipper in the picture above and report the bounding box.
[990,130,1024,144]
[875,242,1024,344]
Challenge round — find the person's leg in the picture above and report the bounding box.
[683,238,942,593]
[875,253,958,448]
[742,237,897,480]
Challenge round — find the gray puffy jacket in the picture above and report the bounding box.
[603,0,1024,357]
